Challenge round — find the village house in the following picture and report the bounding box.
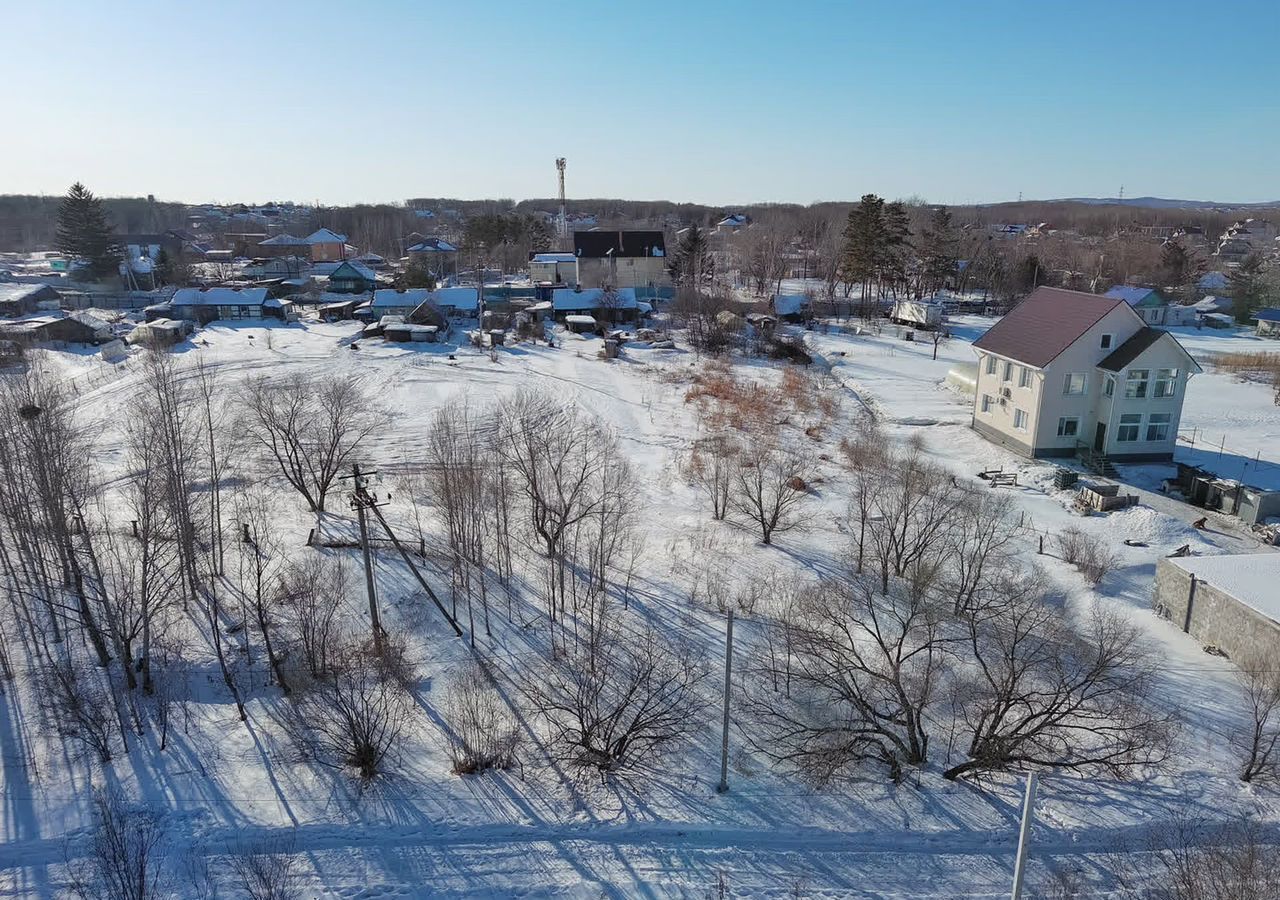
[572,231,669,292]
[326,260,379,294]
[371,288,431,318]
[304,228,350,262]
[551,287,641,324]
[971,286,1200,465]
[257,234,311,257]
[1103,285,1172,326]
[0,311,113,346]
[529,252,578,285]
[170,286,271,323]
[405,237,459,279]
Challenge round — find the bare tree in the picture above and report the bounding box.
[685,433,736,521]
[42,658,117,763]
[277,555,348,681]
[731,436,810,545]
[1055,527,1120,586]
[444,660,522,774]
[226,834,302,900]
[1113,810,1280,900]
[67,789,169,900]
[863,446,963,592]
[241,374,386,513]
[743,576,949,783]
[525,620,707,780]
[945,593,1174,780]
[1233,657,1280,783]
[946,489,1017,615]
[295,638,410,779]
[236,488,291,694]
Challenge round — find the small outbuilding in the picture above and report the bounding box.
[0,283,60,317]
[565,314,597,334]
[1154,553,1280,663]
[1252,308,1280,338]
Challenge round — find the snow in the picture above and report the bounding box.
[304,228,348,244]
[5,299,1280,898]
[172,287,268,306]
[1167,553,1280,622]
[551,287,637,311]
[771,294,808,316]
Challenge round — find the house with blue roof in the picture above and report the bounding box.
[1103,285,1172,326]
[1252,308,1280,338]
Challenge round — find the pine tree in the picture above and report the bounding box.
[918,205,957,298]
[55,182,120,278]
[1158,239,1202,289]
[839,194,887,316]
[881,201,912,298]
[668,224,714,288]
[1228,254,1280,323]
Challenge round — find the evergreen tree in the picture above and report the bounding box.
[668,224,714,288]
[55,182,121,278]
[881,201,912,297]
[1229,254,1280,323]
[1158,239,1202,289]
[918,205,958,297]
[839,194,886,315]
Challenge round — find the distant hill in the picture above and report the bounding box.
[1053,196,1280,210]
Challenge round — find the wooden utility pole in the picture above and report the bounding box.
[716,609,734,794]
[1010,772,1039,900]
[349,463,384,654]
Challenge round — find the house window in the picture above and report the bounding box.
[1146,412,1172,442]
[1063,373,1087,395]
[985,355,997,375]
[1018,367,1032,388]
[1057,416,1079,438]
[1154,368,1179,398]
[1002,361,1013,382]
[1105,375,1115,397]
[1125,369,1150,398]
[1013,408,1029,431]
[981,394,994,414]
[1117,413,1142,442]
[1100,333,1114,350]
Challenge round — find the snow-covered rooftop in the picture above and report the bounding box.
[551,287,637,311]
[1168,553,1280,624]
[531,252,576,264]
[171,287,269,307]
[372,289,431,308]
[305,228,348,244]
[772,294,809,316]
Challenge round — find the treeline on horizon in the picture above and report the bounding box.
[2,190,1276,256]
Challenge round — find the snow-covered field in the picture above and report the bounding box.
[2,310,1280,898]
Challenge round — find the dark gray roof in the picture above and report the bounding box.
[972,287,1122,368]
[1097,326,1201,373]
[573,230,665,259]
[1097,327,1166,371]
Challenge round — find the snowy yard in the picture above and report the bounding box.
[2,310,1280,899]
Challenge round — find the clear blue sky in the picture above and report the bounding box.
[4,0,1277,206]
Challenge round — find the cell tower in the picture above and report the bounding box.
[555,157,568,238]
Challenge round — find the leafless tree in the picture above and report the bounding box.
[235,488,291,694]
[945,592,1174,780]
[525,620,707,780]
[277,555,348,681]
[42,657,117,763]
[1054,527,1120,586]
[743,576,949,784]
[241,373,386,513]
[444,660,522,774]
[686,433,736,521]
[67,789,169,900]
[1232,656,1280,782]
[1113,810,1280,900]
[295,638,411,779]
[226,834,302,900]
[863,446,964,592]
[731,436,810,545]
[946,489,1018,615]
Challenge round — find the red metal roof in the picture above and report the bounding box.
[973,287,1123,368]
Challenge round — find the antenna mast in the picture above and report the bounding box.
[555,157,567,239]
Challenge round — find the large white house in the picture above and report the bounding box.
[971,286,1201,462]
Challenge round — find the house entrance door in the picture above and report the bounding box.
[1094,422,1107,453]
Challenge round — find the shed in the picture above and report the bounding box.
[1154,554,1280,662]
[0,283,60,317]
[771,294,810,322]
[565,314,597,334]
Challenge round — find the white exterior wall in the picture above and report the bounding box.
[1094,339,1194,458]
[969,303,1199,459]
